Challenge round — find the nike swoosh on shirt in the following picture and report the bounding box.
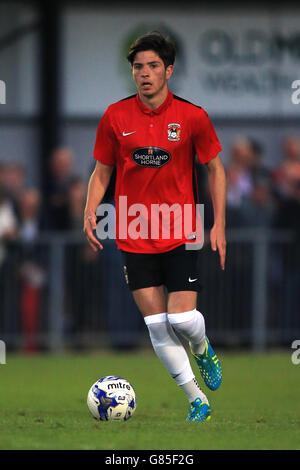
[122,131,136,136]
[188,277,198,282]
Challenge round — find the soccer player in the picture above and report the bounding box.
[84,32,226,422]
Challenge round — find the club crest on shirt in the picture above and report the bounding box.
[168,123,181,141]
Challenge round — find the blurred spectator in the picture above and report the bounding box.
[65,177,87,231]
[64,242,103,348]
[239,176,276,228]
[226,137,254,204]
[46,147,77,230]
[225,136,273,228]
[1,162,26,219]
[63,176,100,344]
[236,138,275,228]
[0,182,18,265]
[18,188,42,242]
[17,188,47,354]
[226,137,256,227]
[272,136,300,200]
[18,260,46,354]
[0,182,18,341]
[247,138,270,184]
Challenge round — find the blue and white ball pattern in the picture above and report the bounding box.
[87,376,137,421]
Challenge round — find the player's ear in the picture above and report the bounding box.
[165,65,174,80]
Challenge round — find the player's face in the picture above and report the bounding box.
[132,50,173,99]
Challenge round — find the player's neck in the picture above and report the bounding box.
[138,87,169,111]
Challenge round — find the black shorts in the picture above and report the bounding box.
[121,244,202,292]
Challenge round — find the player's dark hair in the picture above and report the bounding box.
[127,31,176,68]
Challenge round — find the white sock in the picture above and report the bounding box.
[144,313,195,387]
[168,309,206,355]
[179,378,209,404]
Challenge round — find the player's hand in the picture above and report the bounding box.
[210,224,226,270]
[83,211,103,252]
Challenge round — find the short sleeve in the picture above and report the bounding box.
[192,108,222,164]
[93,107,117,165]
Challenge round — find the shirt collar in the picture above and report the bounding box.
[136,90,173,115]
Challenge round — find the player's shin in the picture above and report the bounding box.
[168,309,206,355]
[144,313,207,403]
[168,310,222,392]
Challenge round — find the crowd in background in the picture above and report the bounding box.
[0,135,300,244]
[201,134,300,235]
[0,147,87,245]
[0,135,299,352]
[225,135,300,233]
[0,148,91,351]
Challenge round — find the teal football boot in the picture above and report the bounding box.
[191,336,222,391]
[186,397,211,422]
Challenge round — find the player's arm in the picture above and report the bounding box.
[83,161,114,252]
[205,154,227,270]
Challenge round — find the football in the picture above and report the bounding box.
[87,375,137,421]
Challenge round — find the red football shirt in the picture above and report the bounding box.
[93,90,222,253]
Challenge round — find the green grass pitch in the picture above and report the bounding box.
[0,350,299,450]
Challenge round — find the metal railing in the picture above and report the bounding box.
[0,229,299,352]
